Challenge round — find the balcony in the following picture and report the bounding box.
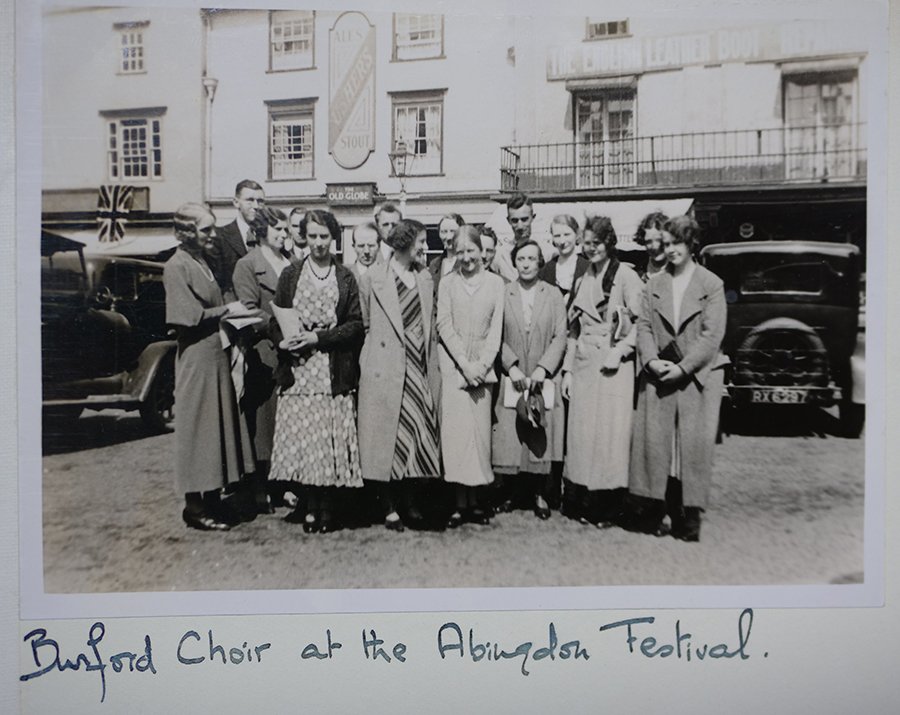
[500,124,867,194]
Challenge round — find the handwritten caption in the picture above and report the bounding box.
[20,609,762,703]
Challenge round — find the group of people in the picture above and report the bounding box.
[163,182,727,543]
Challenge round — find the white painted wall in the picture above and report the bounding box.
[42,7,205,213]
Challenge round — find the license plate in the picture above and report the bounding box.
[750,388,809,405]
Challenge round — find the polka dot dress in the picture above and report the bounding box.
[269,265,363,488]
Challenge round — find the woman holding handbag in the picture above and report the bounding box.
[628,215,728,542]
[560,215,644,527]
[492,240,567,519]
[436,225,505,527]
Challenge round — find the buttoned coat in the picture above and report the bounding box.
[210,220,249,301]
[629,263,728,508]
[356,262,440,482]
[492,280,567,472]
[232,247,285,461]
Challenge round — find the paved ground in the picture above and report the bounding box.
[40,405,864,593]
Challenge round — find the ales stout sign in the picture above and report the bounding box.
[329,12,376,170]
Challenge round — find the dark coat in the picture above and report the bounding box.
[210,220,249,301]
[628,264,729,508]
[539,254,589,308]
[271,258,364,397]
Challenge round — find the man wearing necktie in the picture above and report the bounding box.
[210,179,265,301]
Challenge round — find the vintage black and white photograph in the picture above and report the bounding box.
[31,1,877,606]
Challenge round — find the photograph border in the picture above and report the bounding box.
[18,0,888,620]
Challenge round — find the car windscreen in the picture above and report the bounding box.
[710,252,856,299]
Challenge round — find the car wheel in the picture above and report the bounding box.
[140,352,175,433]
[839,400,864,439]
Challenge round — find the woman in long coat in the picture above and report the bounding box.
[269,209,365,533]
[492,240,567,519]
[358,219,442,531]
[628,215,728,542]
[437,225,505,527]
[561,216,644,527]
[163,203,257,531]
[232,206,292,513]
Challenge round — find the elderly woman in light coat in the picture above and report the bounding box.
[357,219,442,531]
[628,215,728,542]
[492,240,567,519]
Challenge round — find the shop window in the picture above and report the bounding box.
[114,21,148,74]
[391,91,444,175]
[573,90,636,188]
[585,18,629,41]
[393,14,444,61]
[269,10,315,71]
[783,71,859,180]
[267,99,316,180]
[102,108,165,181]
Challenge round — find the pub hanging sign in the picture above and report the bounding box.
[329,12,376,170]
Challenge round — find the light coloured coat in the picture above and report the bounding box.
[629,263,729,508]
[357,262,440,482]
[492,280,567,472]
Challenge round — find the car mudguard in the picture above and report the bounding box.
[124,340,177,401]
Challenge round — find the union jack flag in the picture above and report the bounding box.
[97,184,134,242]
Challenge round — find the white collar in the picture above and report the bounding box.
[236,215,252,244]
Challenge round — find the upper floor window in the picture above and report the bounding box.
[267,99,316,180]
[101,107,165,181]
[393,14,444,61]
[391,90,444,175]
[585,18,629,41]
[783,69,859,180]
[270,10,315,71]
[114,21,148,74]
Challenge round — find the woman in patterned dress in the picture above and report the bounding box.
[269,210,364,533]
[436,225,506,527]
[357,219,442,531]
[163,203,258,531]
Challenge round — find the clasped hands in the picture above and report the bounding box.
[279,331,320,353]
[508,365,546,393]
[460,359,494,388]
[648,359,685,385]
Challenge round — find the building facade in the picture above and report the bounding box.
[204,9,514,258]
[503,15,869,250]
[42,6,206,254]
[41,9,870,259]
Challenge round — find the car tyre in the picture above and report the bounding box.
[140,352,175,433]
[839,400,864,439]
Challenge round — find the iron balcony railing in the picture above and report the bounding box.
[500,124,867,193]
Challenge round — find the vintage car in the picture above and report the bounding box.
[41,230,176,432]
[699,240,864,438]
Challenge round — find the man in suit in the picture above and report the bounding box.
[374,202,402,264]
[348,221,381,280]
[285,206,309,262]
[211,179,265,300]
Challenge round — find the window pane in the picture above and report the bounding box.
[394,14,442,60]
[270,10,314,70]
[270,112,314,179]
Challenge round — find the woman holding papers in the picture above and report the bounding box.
[232,206,293,513]
[560,215,644,527]
[269,209,365,533]
[163,203,257,531]
[491,240,567,520]
[357,219,442,531]
[436,225,505,527]
[628,215,728,542]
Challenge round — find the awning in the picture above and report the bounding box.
[42,227,179,259]
[484,197,695,252]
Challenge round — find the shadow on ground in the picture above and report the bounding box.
[42,410,162,455]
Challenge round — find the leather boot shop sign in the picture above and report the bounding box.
[329,12,376,170]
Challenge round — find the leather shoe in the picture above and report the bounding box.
[183,509,231,532]
[470,507,491,525]
[446,511,463,529]
[385,513,405,532]
[534,496,551,520]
